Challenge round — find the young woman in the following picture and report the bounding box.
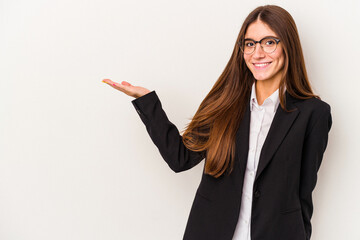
[103,5,332,240]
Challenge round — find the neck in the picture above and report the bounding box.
[255,79,280,105]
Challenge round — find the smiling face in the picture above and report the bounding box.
[243,19,285,85]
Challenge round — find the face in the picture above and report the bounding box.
[243,19,285,85]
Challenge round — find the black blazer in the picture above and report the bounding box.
[131,90,332,240]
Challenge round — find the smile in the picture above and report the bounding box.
[253,62,272,69]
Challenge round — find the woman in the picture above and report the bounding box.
[103,5,332,240]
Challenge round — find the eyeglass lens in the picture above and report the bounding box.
[243,38,277,54]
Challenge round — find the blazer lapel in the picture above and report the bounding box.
[235,90,300,181]
[254,91,300,181]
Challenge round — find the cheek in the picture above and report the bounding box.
[278,54,285,68]
[271,53,284,67]
[273,49,285,65]
[244,56,251,68]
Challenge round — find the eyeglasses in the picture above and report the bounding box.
[239,37,281,55]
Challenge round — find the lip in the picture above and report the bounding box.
[253,62,272,69]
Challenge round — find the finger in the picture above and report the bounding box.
[103,79,121,88]
[102,79,135,97]
[121,81,132,86]
[102,79,113,85]
[103,79,129,88]
[111,81,126,89]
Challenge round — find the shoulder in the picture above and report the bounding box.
[293,96,332,135]
[294,96,331,117]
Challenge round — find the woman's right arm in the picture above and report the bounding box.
[102,79,206,173]
[131,90,206,172]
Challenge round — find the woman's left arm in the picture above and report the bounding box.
[299,103,333,240]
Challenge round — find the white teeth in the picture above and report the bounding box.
[254,62,270,67]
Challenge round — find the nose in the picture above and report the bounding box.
[252,43,266,58]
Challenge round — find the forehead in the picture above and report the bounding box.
[244,20,278,40]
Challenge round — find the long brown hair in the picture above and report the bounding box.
[181,5,319,178]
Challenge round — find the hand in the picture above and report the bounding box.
[102,79,151,99]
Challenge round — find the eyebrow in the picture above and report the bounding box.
[244,35,278,41]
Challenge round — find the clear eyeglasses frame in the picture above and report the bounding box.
[238,37,281,55]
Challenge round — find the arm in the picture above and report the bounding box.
[299,104,333,239]
[131,90,206,173]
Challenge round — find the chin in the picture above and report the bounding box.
[253,74,272,81]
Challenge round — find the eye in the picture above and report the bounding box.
[265,39,276,45]
[244,41,254,47]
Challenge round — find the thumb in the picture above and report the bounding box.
[121,81,132,86]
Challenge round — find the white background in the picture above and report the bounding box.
[1,0,359,239]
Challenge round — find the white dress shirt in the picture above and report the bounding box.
[232,82,281,240]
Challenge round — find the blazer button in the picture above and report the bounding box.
[254,190,261,198]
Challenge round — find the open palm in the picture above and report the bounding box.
[102,79,151,99]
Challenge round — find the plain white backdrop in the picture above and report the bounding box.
[1,0,359,239]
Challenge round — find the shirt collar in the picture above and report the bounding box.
[250,81,282,113]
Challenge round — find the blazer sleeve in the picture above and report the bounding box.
[131,90,206,173]
[299,103,333,240]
